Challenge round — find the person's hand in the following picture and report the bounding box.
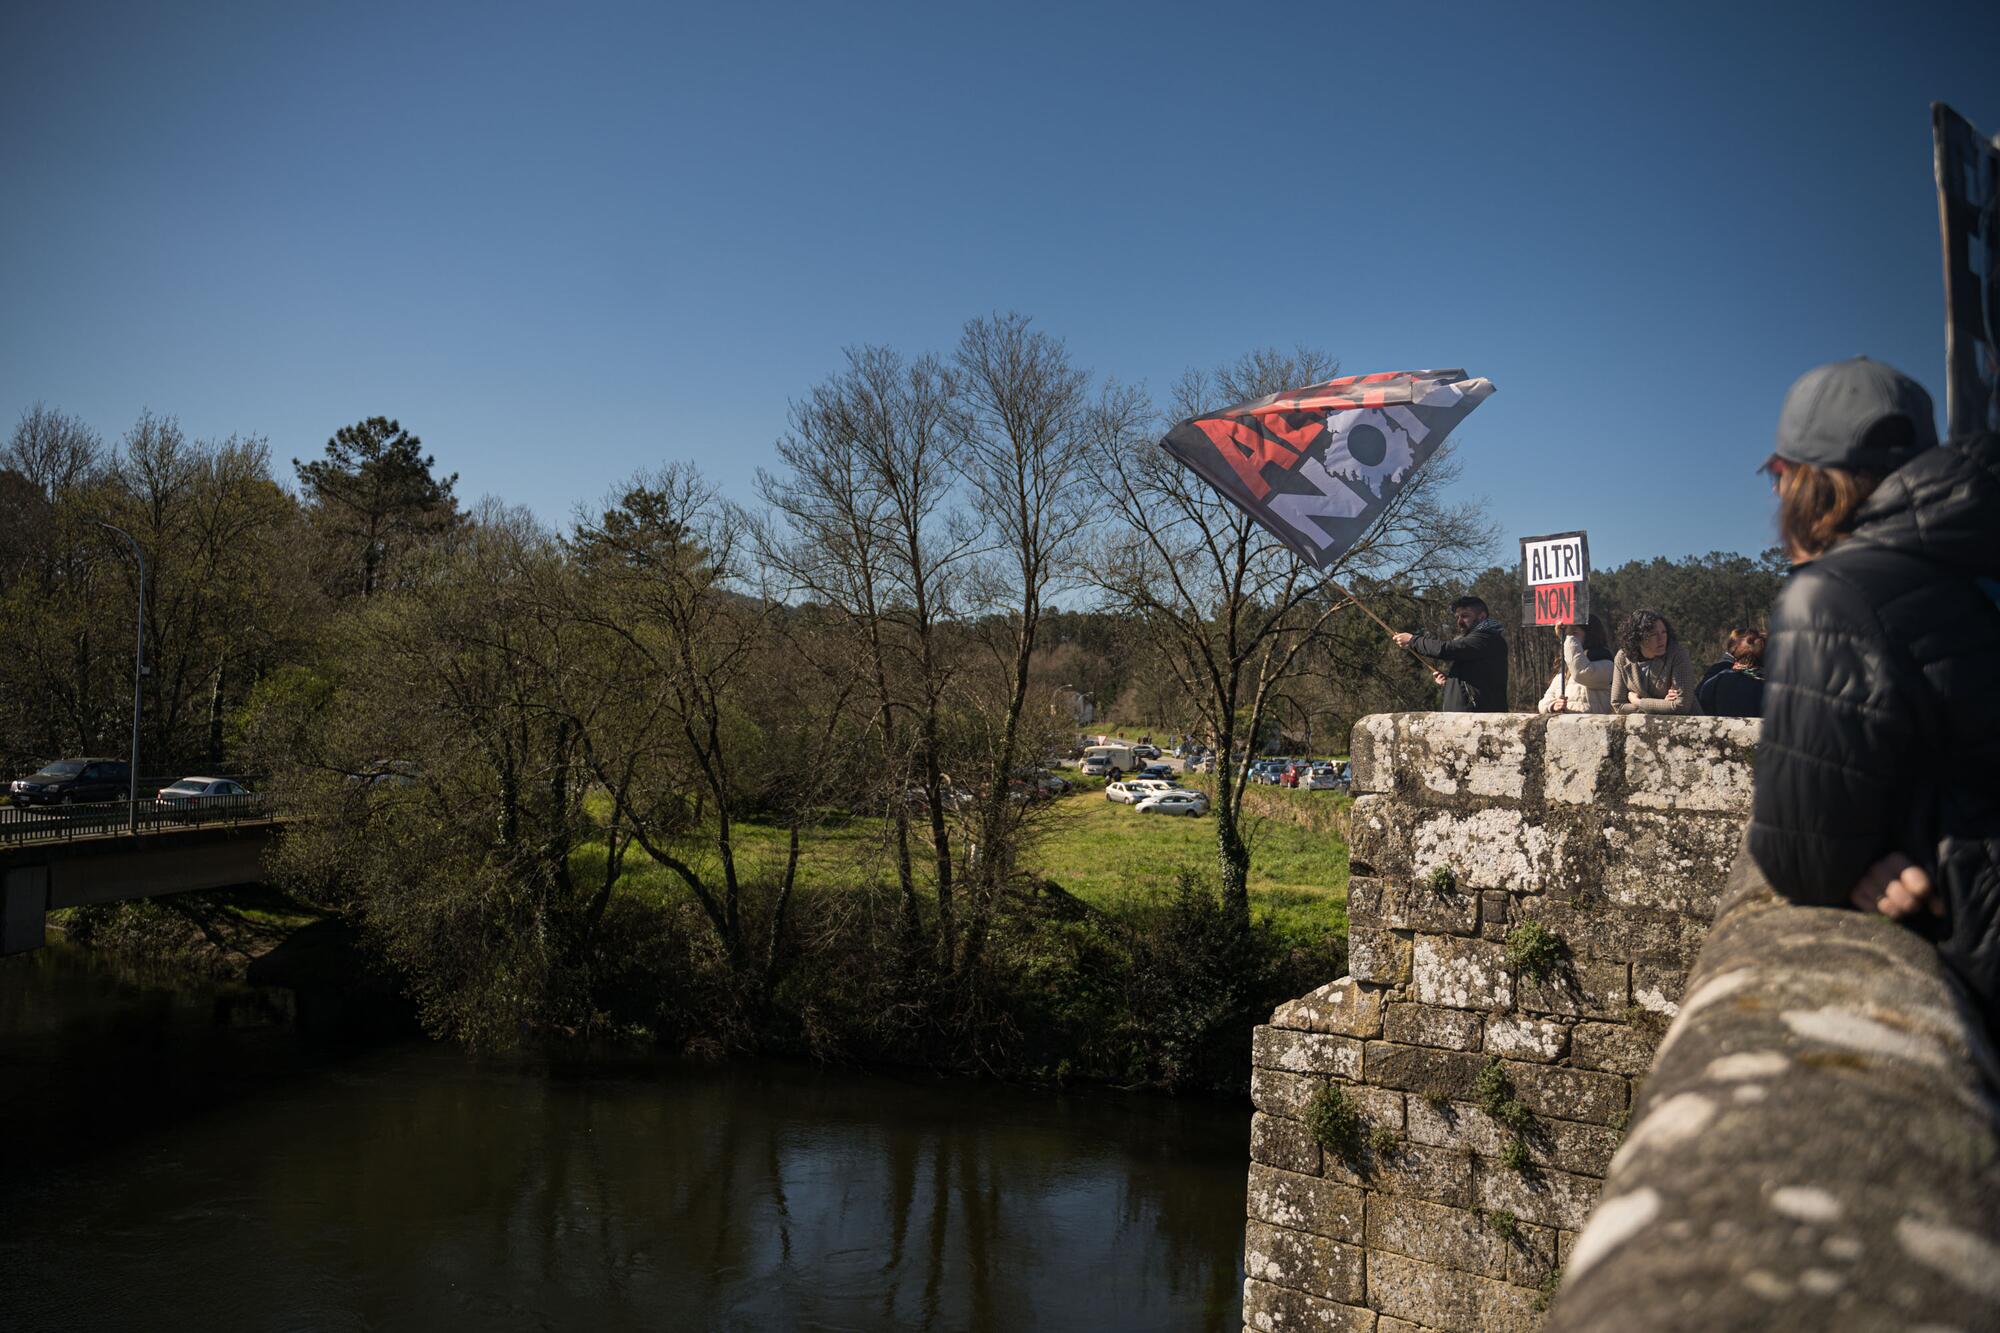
[1393,632,1414,648]
[1850,853,1941,919]
[1665,687,1682,705]
[1431,670,1447,686]
[1549,696,1567,713]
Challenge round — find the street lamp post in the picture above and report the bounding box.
[96,522,144,835]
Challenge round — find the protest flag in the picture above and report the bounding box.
[1159,369,1494,572]
[1159,368,1495,666]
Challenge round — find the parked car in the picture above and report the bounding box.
[1131,743,1161,762]
[1105,779,1174,805]
[155,776,253,808]
[1304,766,1343,791]
[1026,769,1071,797]
[9,758,131,806]
[1137,764,1176,781]
[902,784,974,811]
[1136,789,1209,816]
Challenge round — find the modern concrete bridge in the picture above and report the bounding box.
[0,800,280,954]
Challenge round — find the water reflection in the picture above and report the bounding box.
[0,948,1247,1330]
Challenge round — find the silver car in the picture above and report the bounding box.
[1135,789,1209,817]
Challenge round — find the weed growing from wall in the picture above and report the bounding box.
[1305,1083,1366,1168]
[1504,920,1566,981]
[1476,1058,1539,1173]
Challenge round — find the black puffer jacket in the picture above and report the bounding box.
[1749,433,2000,1018]
[1411,618,1510,713]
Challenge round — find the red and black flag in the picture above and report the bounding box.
[1160,369,1495,571]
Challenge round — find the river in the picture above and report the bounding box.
[0,945,1250,1330]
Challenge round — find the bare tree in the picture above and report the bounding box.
[950,312,1098,983]
[757,346,978,968]
[1089,348,1493,926]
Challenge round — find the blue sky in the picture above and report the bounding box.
[4,0,1995,568]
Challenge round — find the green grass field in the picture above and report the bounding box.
[578,785,1349,947]
[1028,790,1348,942]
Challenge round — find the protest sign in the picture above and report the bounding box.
[1520,530,1589,627]
[1933,103,2000,437]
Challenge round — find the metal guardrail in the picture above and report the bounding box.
[0,794,274,848]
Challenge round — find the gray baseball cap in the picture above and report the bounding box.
[1771,356,1937,473]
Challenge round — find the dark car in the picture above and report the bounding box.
[9,758,132,806]
[1138,764,1176,781]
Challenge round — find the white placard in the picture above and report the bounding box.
[1524,536,1586,587]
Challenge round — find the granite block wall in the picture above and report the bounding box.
[1242,712,1758,1333]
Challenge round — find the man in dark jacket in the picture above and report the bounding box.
[1749,355,2000,1024]
[1395,596,1510,713]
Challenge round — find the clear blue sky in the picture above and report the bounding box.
[4,0,1995,568]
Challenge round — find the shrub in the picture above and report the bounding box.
[1500,1136,1533,1173]
[1485,1207,1518,1242]
[1426,865,1458,894]
[1504,920,1565,981]
[1475,1058,1535,1132]
[1368,1125,1400,1159]
[1305,1083,1366,1167]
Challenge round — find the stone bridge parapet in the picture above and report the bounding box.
[1242,712,1756,1333]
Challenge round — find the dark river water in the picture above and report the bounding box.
[0,945,1249,1331]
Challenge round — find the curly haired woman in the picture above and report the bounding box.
[1610,609,1701,714]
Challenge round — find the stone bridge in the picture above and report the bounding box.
[1240,713,2000,1333]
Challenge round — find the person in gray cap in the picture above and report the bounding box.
[1747,356,2000,1027]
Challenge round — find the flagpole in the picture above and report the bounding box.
[1325,577,1443,671]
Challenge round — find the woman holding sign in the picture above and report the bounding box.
[1537,616,1615,714]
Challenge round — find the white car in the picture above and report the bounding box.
[1304,767,1342,791]
[1105,779,1174,804]
[1136,789,1209,816]
[154,776,252,807]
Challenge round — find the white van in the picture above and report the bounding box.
[1080,743,1139,777]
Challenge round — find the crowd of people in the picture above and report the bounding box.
[1391,355,1999,1028]
[1392,602,1766,719]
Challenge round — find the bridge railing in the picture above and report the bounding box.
[0,794,273,847]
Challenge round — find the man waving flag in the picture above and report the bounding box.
[1159,369,1494,571]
